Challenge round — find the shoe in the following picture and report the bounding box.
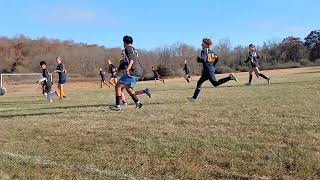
[229,74,239,83]
[63,96,67,98]
[267,78,271,85]
[245,82,251,86]
[145,88,151,98]
[136,102,143,109]
[187,97,196,102]
[122,102,128,107]
[109,105,122,111]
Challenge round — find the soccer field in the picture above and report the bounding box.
[0,68,320,179]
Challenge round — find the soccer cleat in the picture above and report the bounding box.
[145,88,152,98]
[267,78,271,85]
[122,102,128,107]
[136,102,143,109]
[109,105,122,111]
[245,82,252,86]
[187,96,196,102]
[229,74,239,83]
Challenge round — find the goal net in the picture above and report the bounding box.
[0,73,53,96]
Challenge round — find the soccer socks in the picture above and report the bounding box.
[121,93,126,103]
[130,94,140,104]
[249,74,253,83]
[193,88,201,99]
[259,73,269,80]
[116,96,122,106]
[135,90,145,96]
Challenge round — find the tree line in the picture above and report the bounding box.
[0,30,319,79]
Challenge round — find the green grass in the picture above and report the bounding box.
[0,72,320,179]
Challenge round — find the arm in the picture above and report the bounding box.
[126,60,134,74]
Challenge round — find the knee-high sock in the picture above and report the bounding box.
[135,90,145,96]
[121,93,126,103]
[130,94,139,103]
[249,74,253,83]
[259,73,268,80]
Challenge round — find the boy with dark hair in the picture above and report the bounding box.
[245,44,271,85]
[99,68,111,88]
[187,38,239,101]
[183,60,192,83]
[110,35,145,111]
[152,66,165,84]
[38,61,59,103]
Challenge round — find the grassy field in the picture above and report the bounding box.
[0,69,320,179]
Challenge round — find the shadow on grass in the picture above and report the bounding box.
[0,112,63,118]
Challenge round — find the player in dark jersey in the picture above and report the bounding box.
[152,67,165,84]
[110,36,148,111]
[38,61,59,103]
[183,60,192,83]
[188,38,239,101]
[99,68,111,88]
[107,59,118,87]
[54,57,67,99]
[245,44,271,85]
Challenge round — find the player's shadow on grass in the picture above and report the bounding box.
[0,112,62,118]
[16,104,108,112]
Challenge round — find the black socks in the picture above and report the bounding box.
[130,94,139,103]
[259,73,268,80]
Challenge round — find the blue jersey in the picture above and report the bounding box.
[56,63,66,80]
[197,48,219,73]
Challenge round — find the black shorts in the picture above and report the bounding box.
[43,83,52,93]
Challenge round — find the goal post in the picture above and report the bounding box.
[0,73,53,95]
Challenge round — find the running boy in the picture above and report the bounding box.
[110,35,144,111]
[38,61,59,103]
[99,68,111,88]
[245,44,270,85]
[188,38,239,101]
[152,66,165,84]
[183,60,192,83]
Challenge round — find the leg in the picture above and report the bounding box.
[192,75,208,99]
[247,69,253,85]
[100,80,103,88]
[208,73,231,87]
[126,86,143,109]
[253,67,260,78]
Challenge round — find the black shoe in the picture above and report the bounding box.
[136,102,143,109]
[110,105,122,111]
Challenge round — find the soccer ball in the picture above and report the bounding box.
[0,87,7,96]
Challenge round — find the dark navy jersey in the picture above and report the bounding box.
[183,64,190,74]
[153,69,160,78]
[56,63,66,80]
[108,64,116,75]
[42,69,52,93]
[197,48,219,73]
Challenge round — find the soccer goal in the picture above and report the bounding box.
[0,73,53,96]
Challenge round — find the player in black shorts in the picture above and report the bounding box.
[99,68,111,88]
[183,60,192,83]
[245,44,271,85]
[38,61,59,103]
[152,66,165,84]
